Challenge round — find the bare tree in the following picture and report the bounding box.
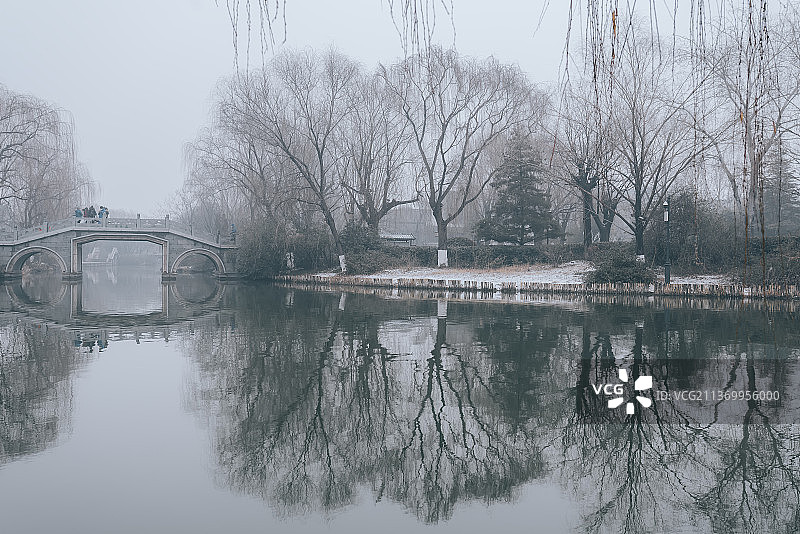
[381,47,542,266]
[236,49,359,272]
[701,5,800,202]
[184,76,304,235]
[14,153,94,228]
[698,6,800,278]
[338,72,418,232]
[553,83,619,252]
[544,172,579,245]
[0,85,94,227]
[606,34,705,258]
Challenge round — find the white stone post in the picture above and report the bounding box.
[437,249,448,267]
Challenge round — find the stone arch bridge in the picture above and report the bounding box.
[0,216,238,281]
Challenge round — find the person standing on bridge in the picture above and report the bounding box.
[88,205,97,218]
[74,207,82,218]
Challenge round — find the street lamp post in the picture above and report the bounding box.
[663,198,671,285]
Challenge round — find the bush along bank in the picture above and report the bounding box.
[238,222,800,290]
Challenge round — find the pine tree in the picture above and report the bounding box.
[475,133,561,246]
[761,154,800,236]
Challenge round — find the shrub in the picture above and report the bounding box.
[291,226,333,272]
[585,246,655,284]
[644,191,739,272]
[738,236,800,285]
[339,243,562,274]
[450,245,547,268]
[350,244,573,271]
[340,223,382,253]
[344,250,408,274]
[541,243,585,264]
[403,246,436,267]
[237,224,286,278]
[447,236,477,247]
[237,222,333,278]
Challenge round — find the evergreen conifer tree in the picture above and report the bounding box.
[476,133,561,245]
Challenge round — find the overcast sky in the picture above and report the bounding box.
[1,1,579,215]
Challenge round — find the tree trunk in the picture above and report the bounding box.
[634,192,644,257]
[582,189,593,253]
[320,199,346,273]
[635,223,644,257]
[591,201,614,242]
[599,224,612,243]
[366,217,380,233]
[436,218,448,267]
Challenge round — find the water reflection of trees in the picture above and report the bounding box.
[0,321,82,464]
[185,288,800,532]
[696,349,800,533]
[564,306,800,534]
[563,320,714,534]
[186,289,549,522]
[385,314,545,522]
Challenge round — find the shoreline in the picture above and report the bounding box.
[272,281,800,312]
[273,263,800,301]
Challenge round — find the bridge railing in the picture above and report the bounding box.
[49,218,79,232]
[167,219,236,245]
[1,216,236,246]
[16,219,71,240]
[169,220,191,235]
[100,217,160,229]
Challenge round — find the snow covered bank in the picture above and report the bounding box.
[307,262,732,287]
[369,261,594,285]
[276,263,800,300]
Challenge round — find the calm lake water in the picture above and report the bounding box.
[1,267,799,533]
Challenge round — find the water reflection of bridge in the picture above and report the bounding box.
[0,275,232,329]
[0,275,238,470]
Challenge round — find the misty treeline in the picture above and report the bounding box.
[178,46,544,273]
[179,7,800,281]
[0,85,96,229]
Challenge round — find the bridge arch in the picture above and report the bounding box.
[71,233,169,272]
[6,246,68,274]
[170,249,225,274]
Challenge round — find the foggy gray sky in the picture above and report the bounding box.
[1,1,576,215]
